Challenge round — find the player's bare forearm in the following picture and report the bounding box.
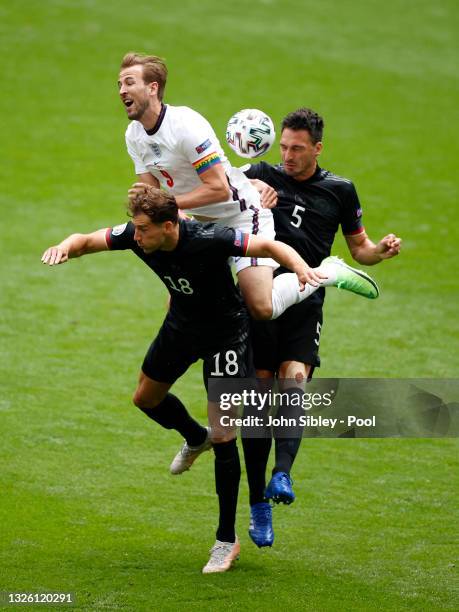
[346,232,402,265]
[175,184,229,210]
[41,229,108,265]
[41,233,87,265]
[351,247,384,265]
[137,172,160,188]
[175,164,230,210]
[246,236,326,288]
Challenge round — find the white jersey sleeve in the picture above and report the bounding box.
[126,129,148,174]
[177,111,222,176]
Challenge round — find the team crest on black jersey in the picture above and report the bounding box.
[150,143,161,158]
[112,223,127,236]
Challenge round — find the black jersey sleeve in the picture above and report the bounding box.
[244,162,267,181]
[209,224,250,257]
[105,221,136,250]
[340,182,365,236]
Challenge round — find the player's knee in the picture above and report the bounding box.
[132,390,146,410]
[210,430,236,445]
[278,362,309,381]
[132,389,160,411]
[290,370,305,383]
[246,300,273,321]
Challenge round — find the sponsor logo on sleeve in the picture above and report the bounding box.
[112,223,128,236]
[356,207,363,218]
[195,138,212,154]
[234,229,243,247]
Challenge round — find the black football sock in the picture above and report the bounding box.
[242,436,272,505]
[139,393,207,447]
[213,439,240,543]
[273,438,303,475]
[273,388,305,475]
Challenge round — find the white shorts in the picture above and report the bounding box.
[216,206,279,274]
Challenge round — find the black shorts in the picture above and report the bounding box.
[142,319,255,392]
[251,295,323,373]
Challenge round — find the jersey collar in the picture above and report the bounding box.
[174,218,188,252]
[309,164,322,182]
[145,103,167,136]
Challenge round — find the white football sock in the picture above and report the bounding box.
[317,262,337,287]
[271,273,320,319]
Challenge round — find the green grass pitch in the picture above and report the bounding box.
[1,0,458,609]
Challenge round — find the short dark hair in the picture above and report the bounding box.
[128,185,178,224]
[120,52,168,101]
[281,108,324,144]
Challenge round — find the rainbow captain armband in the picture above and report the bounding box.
[192,152,221,175]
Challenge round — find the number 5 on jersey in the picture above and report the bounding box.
[291,204,305,228]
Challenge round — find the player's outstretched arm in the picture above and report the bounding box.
[41,229,109,266]
[246,235,326,290]
[345,232,402,265]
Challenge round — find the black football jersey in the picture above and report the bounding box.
[106,219,249,335]
[246,162,364,269]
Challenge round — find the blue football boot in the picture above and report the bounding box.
[264,472,295,505]
[249,502,274,547]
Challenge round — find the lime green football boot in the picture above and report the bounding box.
[320,256,379,299]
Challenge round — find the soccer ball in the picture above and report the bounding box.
[226,109,276,159]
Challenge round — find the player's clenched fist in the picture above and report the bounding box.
[376,233,402,259]
[250,179,278,209]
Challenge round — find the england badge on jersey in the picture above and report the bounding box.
[150,143,161,158]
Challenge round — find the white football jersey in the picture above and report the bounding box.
[125,105,260,219]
